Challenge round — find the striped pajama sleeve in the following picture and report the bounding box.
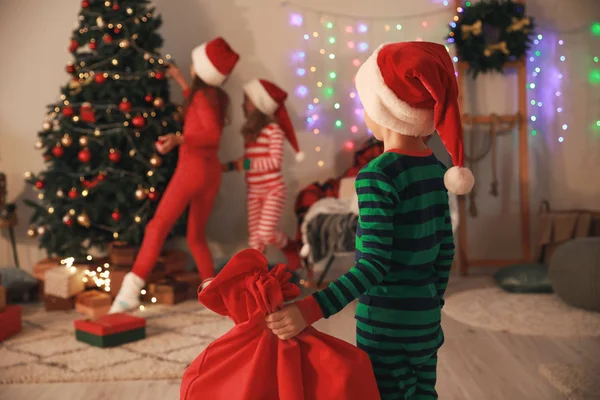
[433,208,454,307]
[313,166,398,318]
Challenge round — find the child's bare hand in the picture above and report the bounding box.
[265,304,307,340]
[155,134,181,154]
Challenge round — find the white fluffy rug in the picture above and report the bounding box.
[0,301,234,384]
[539,364,600,400]
[442,288,600,337]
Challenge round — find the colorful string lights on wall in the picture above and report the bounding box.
[286,2,452,168]
[526,33,568,144]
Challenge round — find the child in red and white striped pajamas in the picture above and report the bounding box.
[224,79,303,270]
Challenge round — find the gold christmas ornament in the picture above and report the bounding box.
[77,212,91,228]
[152,97,164,108]
[37,226,46,235]
[149,154,162,167]
[61,134,73,147]
[42,121,52,131]
[57,189,65,197]
[79,136,89,146]
[27,227,37,237]
[135,187,148,200]
[35,140,43,149]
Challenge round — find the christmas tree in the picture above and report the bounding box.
[25,0,185,258]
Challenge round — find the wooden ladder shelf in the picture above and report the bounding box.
[454,54,531,274]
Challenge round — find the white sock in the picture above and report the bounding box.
[109,272,145,314]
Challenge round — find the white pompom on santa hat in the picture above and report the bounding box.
[243,79,304,162]
[355,41,474,195]
[191,37,240,86]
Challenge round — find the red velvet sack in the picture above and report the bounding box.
[180,249,380,400]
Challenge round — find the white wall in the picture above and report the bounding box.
[0,0,599,270]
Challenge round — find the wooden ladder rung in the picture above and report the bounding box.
[462,114,520,125]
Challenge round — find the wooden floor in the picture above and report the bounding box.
[1,272,597,400]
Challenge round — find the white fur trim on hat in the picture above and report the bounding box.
[355,44,435,137]
[191,43,227,86]
[444,166,475,195]
[295,151,305,162]
[243,79,279,116]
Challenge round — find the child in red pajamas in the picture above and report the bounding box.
[223,79,303,270]
[110,37,239,314]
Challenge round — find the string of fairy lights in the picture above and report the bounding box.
[287,1,600,166]
[60,256,155,311]
[286,1,453,168]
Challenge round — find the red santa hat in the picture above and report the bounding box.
[243,79,304,162]
[191,37,239,86]
[355,41,474,195]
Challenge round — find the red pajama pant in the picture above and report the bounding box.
[247,179,288,253]
[131,151,220,281]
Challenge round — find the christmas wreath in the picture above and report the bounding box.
[447,0,534,77]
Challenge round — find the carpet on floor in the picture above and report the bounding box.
[539,364,600,400]
[442,287,600,337]
[0,301,234,384]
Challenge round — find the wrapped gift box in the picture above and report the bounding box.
[108,241,138,266]
[160,250,188,276]
[44,266,86,299]
[44,294,75,311]
[33,257,62,281]
[0,286,6,312]
[76,290,112,318]
[171,272,202,300]
[142,279,187,305]
[0,305,22,342]
[75,313,145,347]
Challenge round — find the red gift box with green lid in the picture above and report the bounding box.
[74,313,145,347]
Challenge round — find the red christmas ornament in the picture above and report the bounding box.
[119,100,132,112]
[148,192,160,201]
[80,103,96,123]
[82,180,91,188]
[97,173,106,181]
[103,34,112,44]
[52,145,64,158]
[132,115,146,128]
[81,0,90,8]
[66,64,75,73]
[35,180,45,189]
[94,73,106,84]
[64,218,73,227]
[114,27,121,34]
[69,40,79,52]
[108,149,121,163]
[111,210,122,222]
[78,148,92,163]
[144,94,153,102]
[112,4,119,10]
[62,106,74,117]
[154,71,165,80]
[89,42,97,50]
[68,189,78,199]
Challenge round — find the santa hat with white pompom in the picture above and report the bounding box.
[243,79,304,162]
[354,41,474,195]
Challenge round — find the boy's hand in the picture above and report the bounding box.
[265,304,307,340]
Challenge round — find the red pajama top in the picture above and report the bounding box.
[179,88,224,161]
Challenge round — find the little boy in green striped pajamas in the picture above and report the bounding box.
[266,41,474,399]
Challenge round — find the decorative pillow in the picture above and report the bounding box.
[494,263,553,293]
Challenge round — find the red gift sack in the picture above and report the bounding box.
[180,249,380,400]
